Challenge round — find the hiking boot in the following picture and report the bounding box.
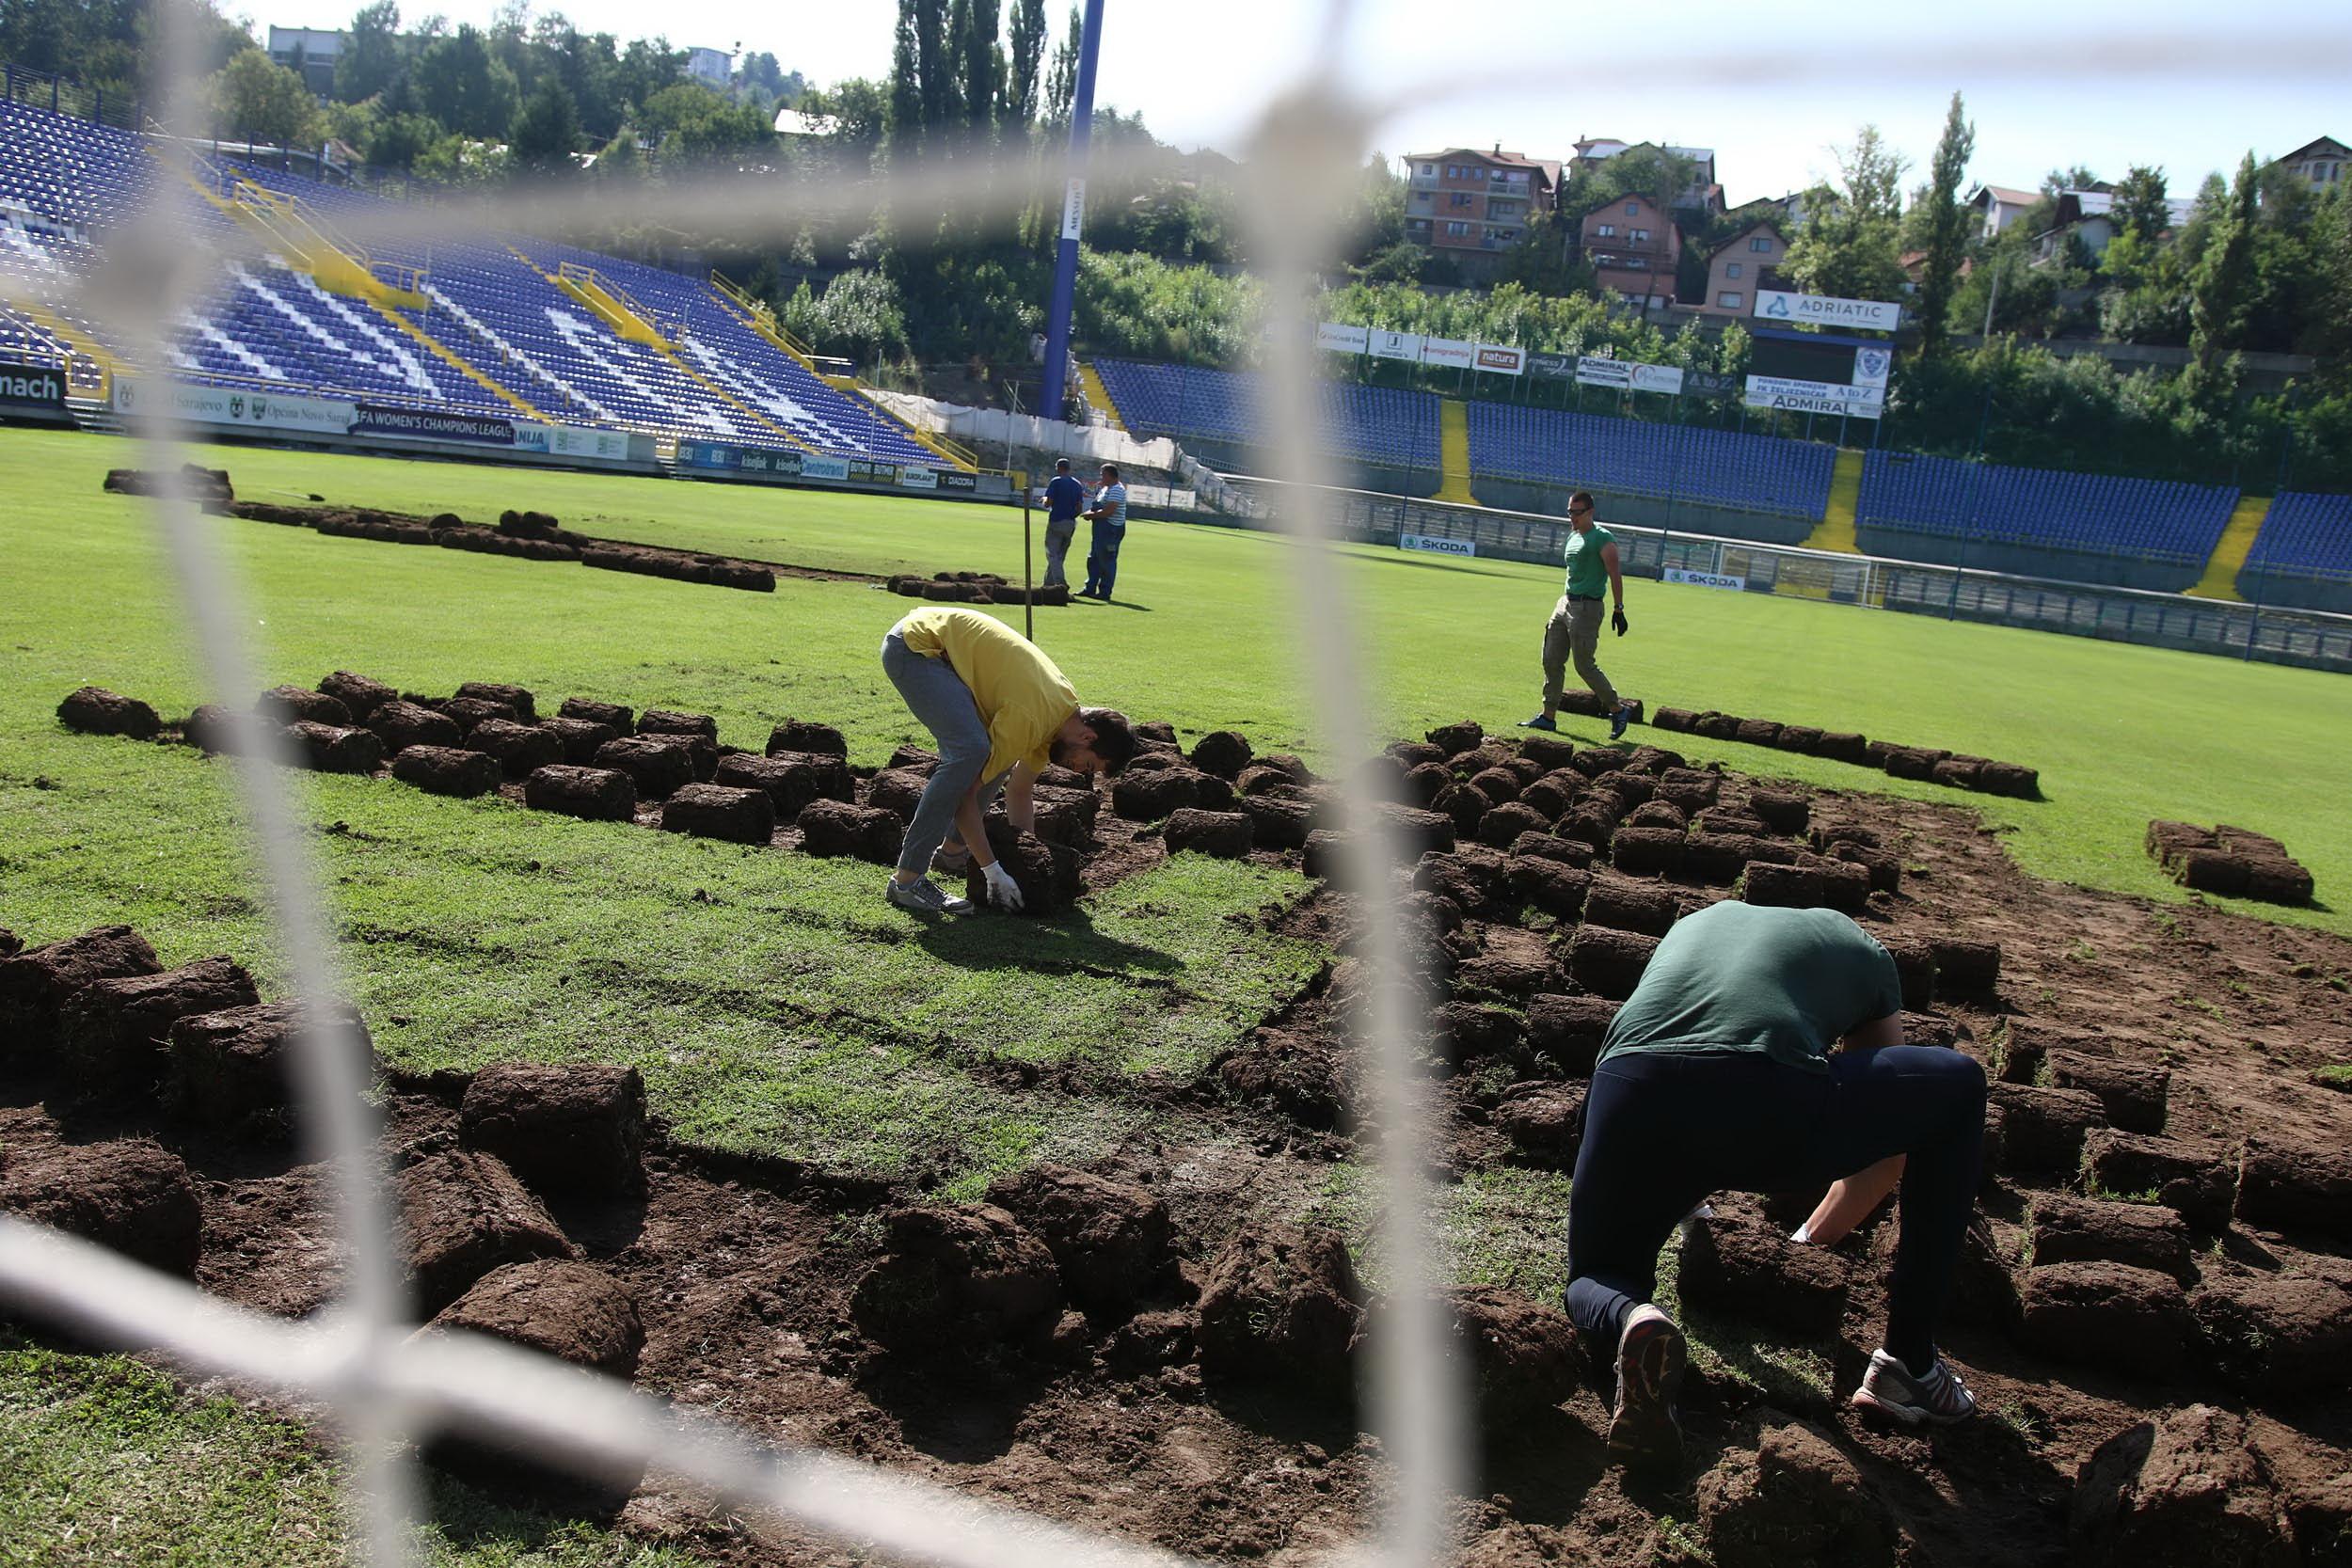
[1610,703,1634,741]
[1608,1305,1686,1469]
[1518,714,1558,732]
[1851,1348,1977,1426]
[885,875,973,916]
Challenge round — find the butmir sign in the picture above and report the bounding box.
[1753,289,1901,332]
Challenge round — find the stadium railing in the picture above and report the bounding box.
[1208,476,2352,675]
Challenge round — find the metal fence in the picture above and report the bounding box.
[1215,479,2352,675]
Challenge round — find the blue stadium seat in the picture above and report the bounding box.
[1094,356,1441,469]
[2243,492,2352,582]
[1465,400,1834,518]
[0,100,945,460]
[1855,450,2238,570]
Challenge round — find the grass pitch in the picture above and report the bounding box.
[4,422,2347,1557]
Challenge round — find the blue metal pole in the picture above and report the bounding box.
[1038,0,1105,423]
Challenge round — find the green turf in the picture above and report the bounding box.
[14,425,2340,934]
[0,1334,695,1566]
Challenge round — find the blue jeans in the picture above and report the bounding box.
[1083,522,1126,598]
[880,629,1003,877]
[1565,1045,1985,1373]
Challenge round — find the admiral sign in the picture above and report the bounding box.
[1753,290,1901,332]
[1742,374,1885,420]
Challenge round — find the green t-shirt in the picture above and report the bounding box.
[1564,524,1615,598]
[1598,901,1903,1075]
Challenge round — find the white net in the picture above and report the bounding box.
[3,7,2349,1565]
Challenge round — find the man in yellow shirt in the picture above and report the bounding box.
[881,607,1136,914]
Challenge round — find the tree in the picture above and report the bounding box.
[2190,151,2259,372]
[953,0,998,141]
[1782,125,1909,305]
[2112,165,2171,241]
[1005,0,1047,128]
[1912,91,1975,355]
[203,47,328,148]
[335,0,404,103]
[413,25,520,138]
[1042,3,1080,134]
[364,108,441,169]
[509,74,580,173]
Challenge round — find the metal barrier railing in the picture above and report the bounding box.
[1211,476,2352,674]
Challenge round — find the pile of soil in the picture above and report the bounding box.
[1651,705,2038,800]
[2147,820,2315,905]
[21,700,2352,1566]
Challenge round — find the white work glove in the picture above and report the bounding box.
[981,861,1025,912]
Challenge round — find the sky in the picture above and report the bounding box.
[350,0,2349,201]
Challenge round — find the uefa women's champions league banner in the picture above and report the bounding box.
[110,378,653,461]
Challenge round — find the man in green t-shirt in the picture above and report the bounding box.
[1565,900,1987,1468]
[1521,491,1636,740]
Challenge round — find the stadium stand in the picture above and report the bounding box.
[0,98,945,459]
[1854,448,2239,592]
[1467,401,1835,535]
[1094,356,1441,470]
[2239,491,2352,612]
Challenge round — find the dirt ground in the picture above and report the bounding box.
[6,738,2350,1566]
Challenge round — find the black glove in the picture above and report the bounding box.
[1612,607,1629,638]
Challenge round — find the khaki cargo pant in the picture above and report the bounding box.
[1542,594,1618,710]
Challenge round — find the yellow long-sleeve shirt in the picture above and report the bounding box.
[898,607,1078,783]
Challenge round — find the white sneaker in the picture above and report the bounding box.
[885,876,973,915]
[1608,1305,1686,1469]
[1851,1348,1977,1425]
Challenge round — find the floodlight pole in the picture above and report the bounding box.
[1038,0,1105,424]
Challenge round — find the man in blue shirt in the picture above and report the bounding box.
[1079,463,1128,601]
[1041,459,1086,590]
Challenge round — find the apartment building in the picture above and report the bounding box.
[1693,219,1788,317]
[1404,146,1562,279]
[1581,192,1680,304]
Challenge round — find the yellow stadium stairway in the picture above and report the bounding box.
[704,272,978,472]
[2185,496,2270,601]
[1075,360,1125,431]
[1435,399,1476,504]
[12,299,121,399]
[224,178,429,311]
[1801,447,1866,554]
[514,246,815,451]
[371,301,547,420]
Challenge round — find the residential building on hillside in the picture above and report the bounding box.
[1581,193,1680,305]
[1569,136,1721,215]
[265,26,343,95]
[1404,146,1562,280]
[686,47,731,87]
[2031,188,2197,263]
[1693,219,1788,317]
[2268,135,2347,189]
[1968,183,2039,240]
